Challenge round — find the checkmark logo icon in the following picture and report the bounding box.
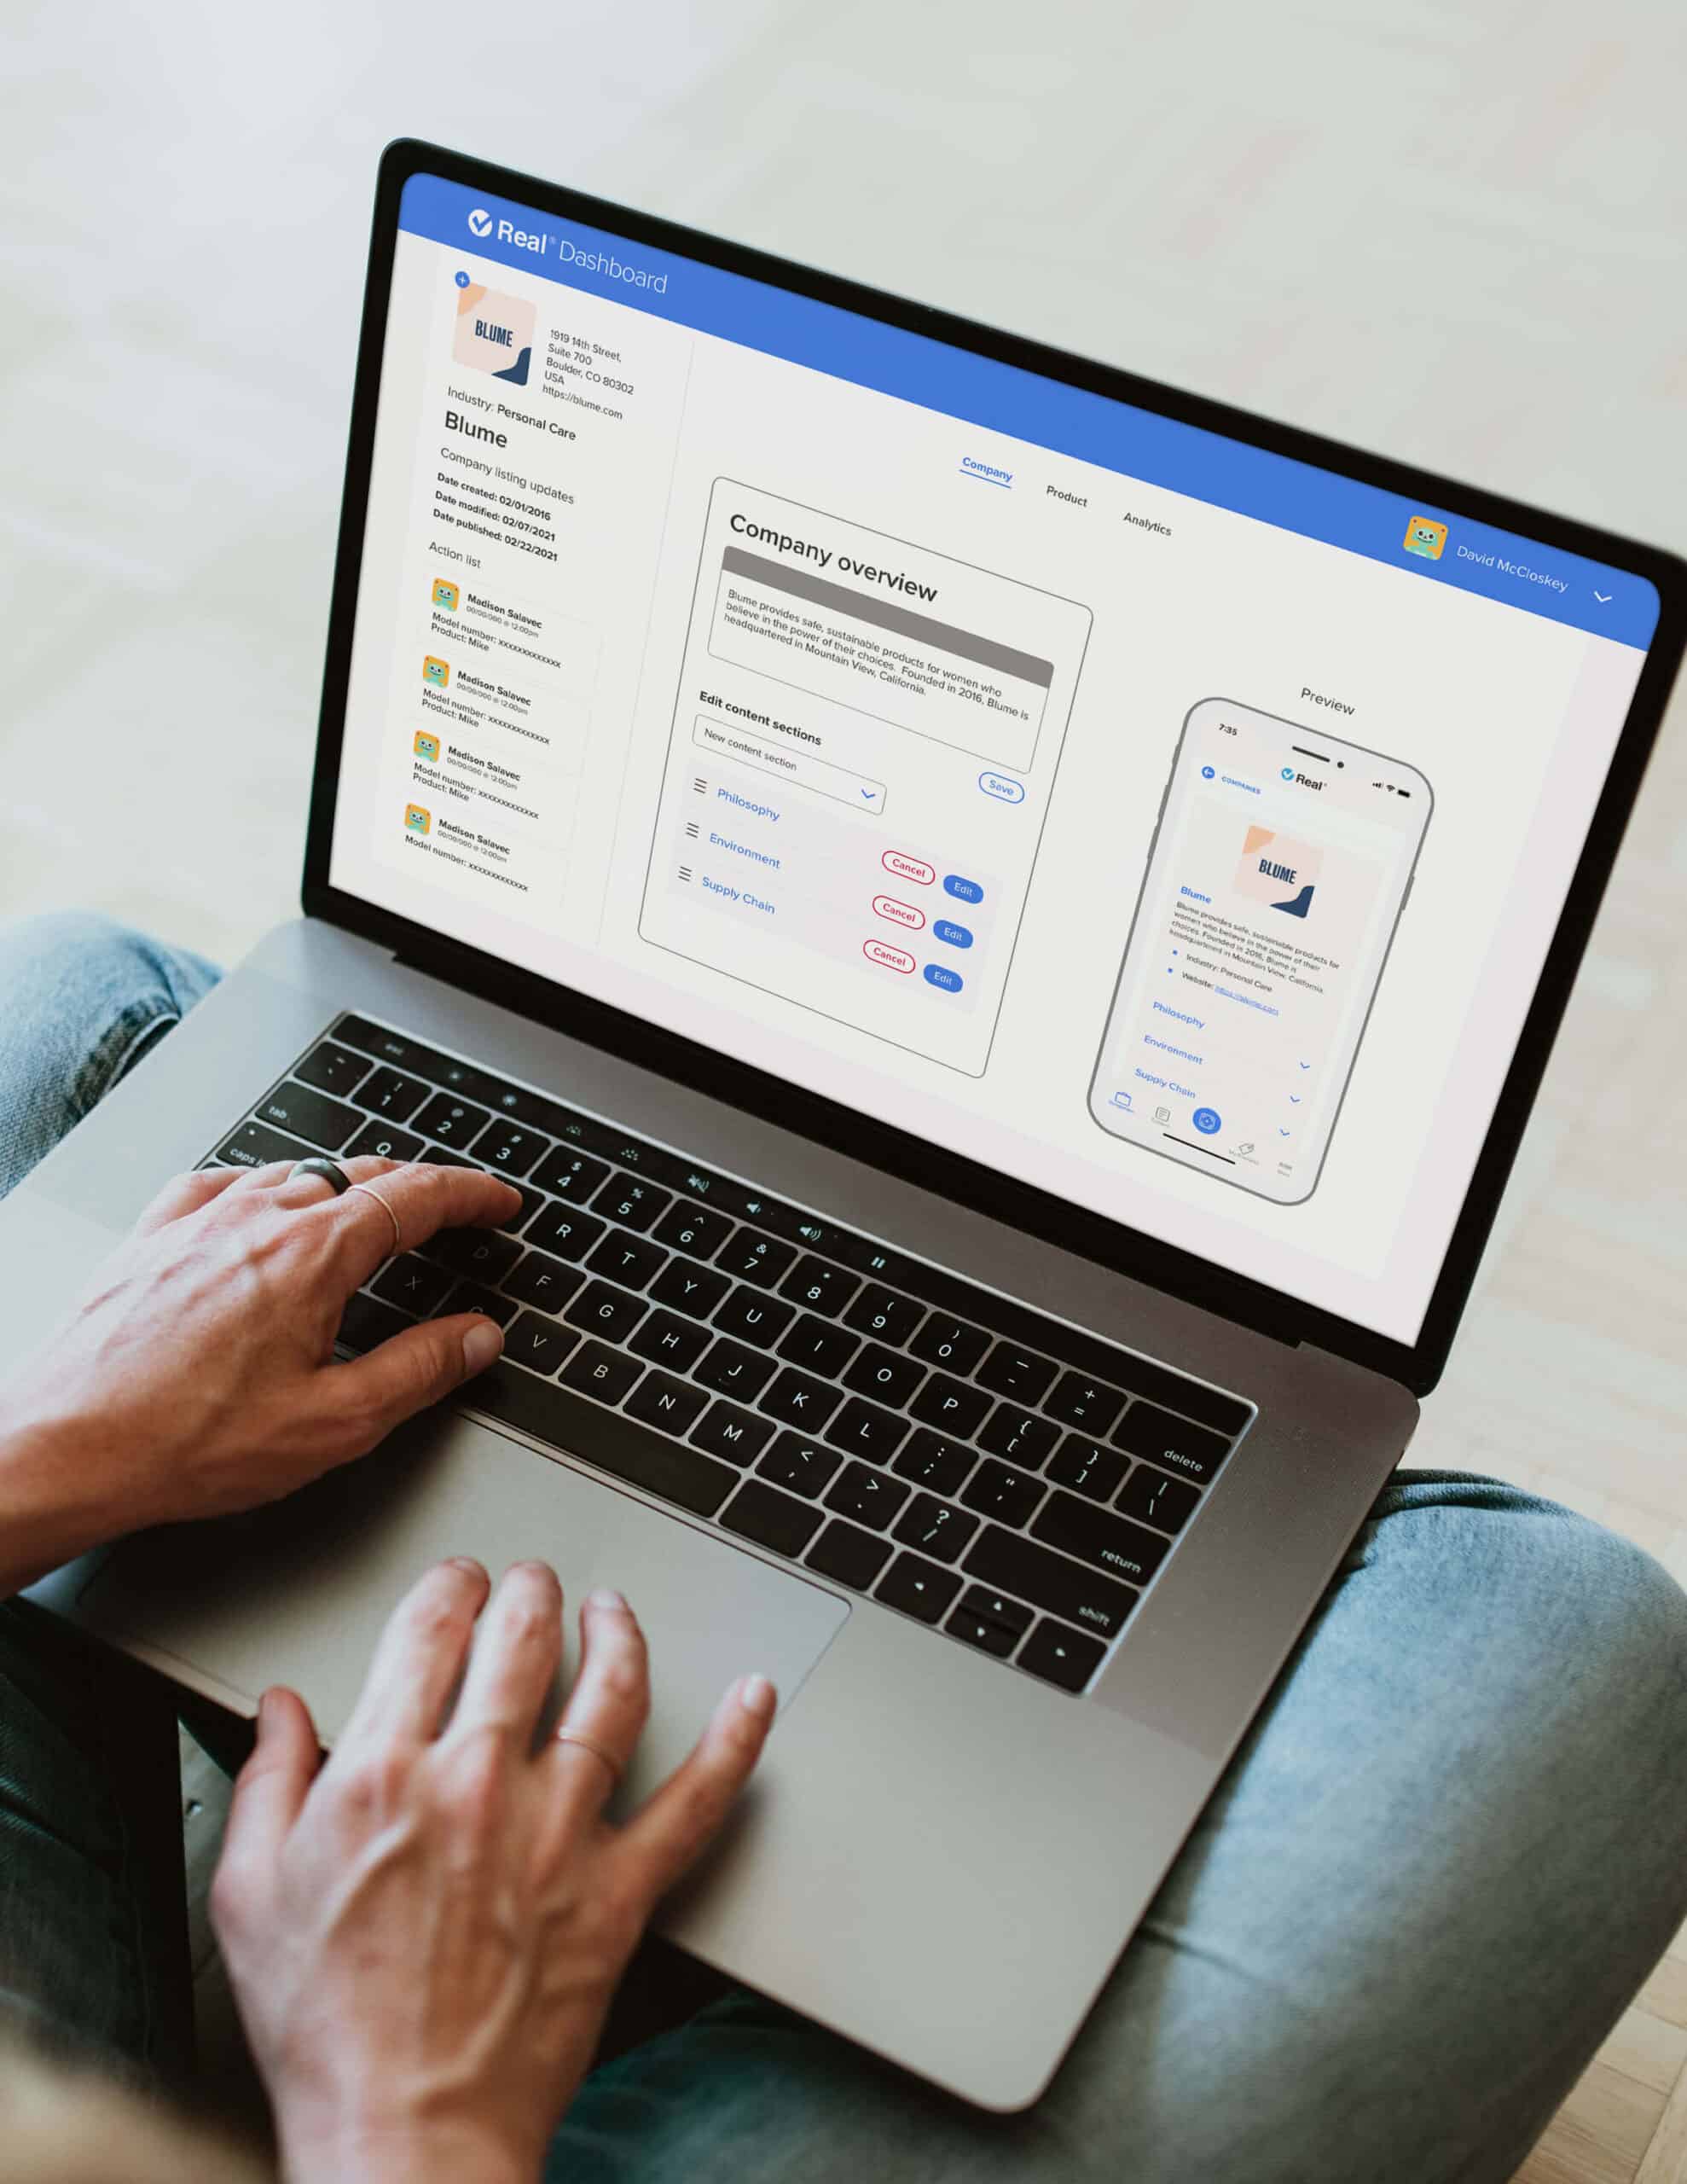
[467,207,493,237]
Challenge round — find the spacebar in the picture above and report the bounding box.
[467,1362,739,1519]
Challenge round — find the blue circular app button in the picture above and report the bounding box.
[1201,764,1215,778]
[1192,1107,1222,1135]
[455,270,472,288]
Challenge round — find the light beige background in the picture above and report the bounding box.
[3,2,1685,2174]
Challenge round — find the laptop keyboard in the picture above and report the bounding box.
[207,1013,1255,1696]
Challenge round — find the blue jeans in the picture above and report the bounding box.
[3,911,1685,2182]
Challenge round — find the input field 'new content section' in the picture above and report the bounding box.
[639,482,1093,1075]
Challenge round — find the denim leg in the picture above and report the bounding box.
[0,913,221,2083]
[551,1474,1687,2184]
[0,1602,194,2088]
[0,910,220,1201]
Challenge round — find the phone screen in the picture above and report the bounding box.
[1088,698,1433,1204]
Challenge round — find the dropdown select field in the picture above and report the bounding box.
[693,713,887,815]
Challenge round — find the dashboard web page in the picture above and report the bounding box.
[330,172,1658,1346]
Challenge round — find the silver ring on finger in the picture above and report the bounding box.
[288,1156,352,1195]
[347,1181,404,1258]
[555,1727,623,1786]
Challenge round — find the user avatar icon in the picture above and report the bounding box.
[432,579,460,612]
[1403,515,1447,560]
[423,655,450,688]
[413,731,441,763]
[404,804,432,835]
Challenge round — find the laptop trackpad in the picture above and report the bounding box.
[78,1408,850,1809]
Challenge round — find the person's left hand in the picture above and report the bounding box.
[0,1155,519,1590]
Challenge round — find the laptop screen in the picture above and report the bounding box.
[328,167,1661,1350]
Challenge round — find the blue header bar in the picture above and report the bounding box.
[400,174,1658,650]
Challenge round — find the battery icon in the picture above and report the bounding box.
[1396,789,1412,798]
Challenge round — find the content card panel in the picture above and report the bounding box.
[640,481,1092,1076]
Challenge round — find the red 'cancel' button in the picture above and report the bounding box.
[863,938,915,974]
[883,851,936,886]
[872,894,925,932]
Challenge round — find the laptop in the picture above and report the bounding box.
[7,138,1683,2109]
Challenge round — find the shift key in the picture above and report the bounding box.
[1031,1490,1169,1588]
[255,1079,362,1152]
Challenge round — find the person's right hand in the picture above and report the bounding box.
[212,1559,777,2184]
[0,1154,518,1594]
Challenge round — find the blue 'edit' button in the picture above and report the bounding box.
[933,919,973,949]
[943,874,983,903]
[924,962,964,993]
[1192,1107,1222,1135]
[978,771,1024,804]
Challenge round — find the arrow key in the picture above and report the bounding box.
[1017,1618,1106,1692]
[875,1551,963,1625]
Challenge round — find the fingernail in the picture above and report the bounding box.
[739,1673,777,1720]
[257,1688,277,1732]
[589,1587,627,1611]
[461,1318,503,1373]
[447,1555,485,1578]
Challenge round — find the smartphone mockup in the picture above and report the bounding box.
[1088,696,1433,1204]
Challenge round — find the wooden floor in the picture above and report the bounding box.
[7,0,1686,2173]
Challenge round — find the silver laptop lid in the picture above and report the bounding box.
[303,141,1684,1395]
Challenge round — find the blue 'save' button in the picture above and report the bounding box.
[933,919,973,950]
[977,771,1024,804]
[923,963,964,993]
[943,874,983,903]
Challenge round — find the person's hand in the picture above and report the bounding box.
[212,1559,777,2184]
[0,1156,518,1589]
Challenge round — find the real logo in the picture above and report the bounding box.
[467,207,493,238]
